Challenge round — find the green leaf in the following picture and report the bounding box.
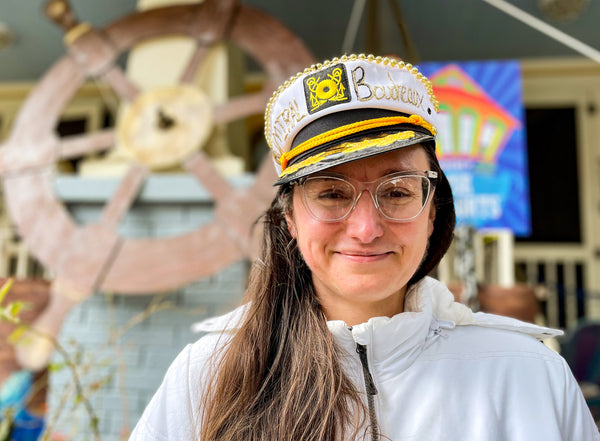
[0,278,13,305]
[7,325,28,345]
[48,362,66,372]
[0,417,12,441]
[0,307,19,325]
[9,301,24,318]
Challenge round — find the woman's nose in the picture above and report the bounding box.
[345,190,384,243]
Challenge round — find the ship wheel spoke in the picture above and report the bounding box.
[183,151,234,200]
[57,128,115,160]
[213,88,274,124]
[3,0,315,301]
[101,65,140,102]
[99,163,148,229]
[180,44,211,84]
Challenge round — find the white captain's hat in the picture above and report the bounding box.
[264,54,440,185]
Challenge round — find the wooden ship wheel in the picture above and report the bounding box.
[0,0,314,369]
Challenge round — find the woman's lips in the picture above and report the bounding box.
[336,250,392,263]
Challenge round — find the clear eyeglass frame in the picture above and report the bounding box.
[293,170,438,223]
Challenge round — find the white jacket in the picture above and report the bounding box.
[129,277,600,440]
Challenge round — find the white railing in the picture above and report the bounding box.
[439,230,600,330]
[514,257,588,329]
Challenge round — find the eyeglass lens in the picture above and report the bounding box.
[301,174,432,221]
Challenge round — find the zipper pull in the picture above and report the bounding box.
[356,344,378,395]
[431,319,452,339]
[433,326,448,338]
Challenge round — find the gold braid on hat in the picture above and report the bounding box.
[264,54,440,165]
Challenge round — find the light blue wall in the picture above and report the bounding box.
[47,174,251,440]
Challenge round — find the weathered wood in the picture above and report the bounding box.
[120,85,213,170]
[252,152,279,205]
[183,150,236,201]
[66,27,118,77]
[99,163,147,228]
[0,1,317,368]
[57,128,115,160]
[230,6,315,82]
[180,44,211,84]
[53,224,121,296]
[187,0,238,43]
[0,136,57,175]
[100,224,242,293]
[6,57,83,142]
[213,88,274,125]
[184,151,261,254]
[1,0,315,299]
[2,172,77,269]
[102,65,140,102]
[14,279,85,370]
[104,5,224,51]
[44,0,78,33]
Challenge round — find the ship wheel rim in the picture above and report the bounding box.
[1,2,315,294]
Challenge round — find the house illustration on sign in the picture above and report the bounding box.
[430,64,521,165]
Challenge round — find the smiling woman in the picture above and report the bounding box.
[286,146,437,325]
[129,54,600,441]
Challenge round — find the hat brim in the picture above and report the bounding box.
[274,129,434,185]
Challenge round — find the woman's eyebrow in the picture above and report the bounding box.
[380,167,417,175]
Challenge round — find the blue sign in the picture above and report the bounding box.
[419,61,531,235]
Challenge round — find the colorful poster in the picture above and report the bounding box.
[419,61,531,235]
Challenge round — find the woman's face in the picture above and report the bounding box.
[285,145,436,325]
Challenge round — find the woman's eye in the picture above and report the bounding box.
[318,189,351,200]
[382,188,410,198]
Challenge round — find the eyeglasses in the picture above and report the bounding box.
[294,171,437,222]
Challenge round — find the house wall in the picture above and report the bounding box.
[47,176,249,440]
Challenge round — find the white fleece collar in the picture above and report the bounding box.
[190,277,562,344]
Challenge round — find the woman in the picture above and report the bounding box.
[129,55,599,440]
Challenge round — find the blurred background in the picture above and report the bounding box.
[0,0,599,439]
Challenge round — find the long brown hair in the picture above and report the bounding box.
[409,142,455,284]
[200,189,367,441]
[200,144,455,441]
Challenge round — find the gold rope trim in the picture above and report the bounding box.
[279,114,435,171]
[265,54,440,156]
[281,131,417,177]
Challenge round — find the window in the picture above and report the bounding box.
[517,107,581,243]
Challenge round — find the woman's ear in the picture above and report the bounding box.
[281,192,298,238]
[285,210,297,239]
[427,201,436,238]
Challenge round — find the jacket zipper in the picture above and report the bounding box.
[356,343,379,441]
